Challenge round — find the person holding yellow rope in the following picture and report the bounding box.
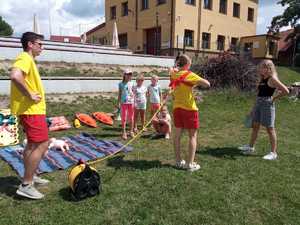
[170,54,210,172]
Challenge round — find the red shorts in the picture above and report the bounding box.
[173,108,199,129]
[19,115,49,143]
[151,103,160,112]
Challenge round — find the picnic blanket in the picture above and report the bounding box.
[0,133,132,177]
[0,109,19,147]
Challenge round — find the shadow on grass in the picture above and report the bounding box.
[107,155,172,170]
[197,147,260,160]
[0,176,20,198]
[103,126,123,132]
[59,187,78,202]
[92,133,122,139]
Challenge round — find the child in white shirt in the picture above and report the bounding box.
[147,75,162,117]
[133,74,147,133]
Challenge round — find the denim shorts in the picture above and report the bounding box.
[252,97,275,128]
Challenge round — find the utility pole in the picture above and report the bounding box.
[47,0,52,37]
[79,24,82,35]
[155,12,159,55]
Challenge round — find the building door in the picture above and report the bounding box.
[118,33,128,49]
[146,27,161,55]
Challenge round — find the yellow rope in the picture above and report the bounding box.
[87,88,173,166]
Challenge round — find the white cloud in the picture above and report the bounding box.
[257,3,289,34]
[0,0,105,38]
[0,0,290,38]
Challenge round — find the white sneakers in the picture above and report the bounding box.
[185,162,201,172]
[33,175,50,185]
[175,160,201,172]
[16,175,49,199]
[263,152,278,160]
[238,144,255,155]
[239,144,278,160]
[16,183,44,200]
[175,160,186,169]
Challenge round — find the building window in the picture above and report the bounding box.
[268,41,276,56]
[296,39,300,53]
[185,0,195,5]
[233,3,240,18]
[119,33,128,49]
[141,0,149,10]
[248,7,254,22]
[202,32,211,49]
[244,42,253,52]
[217,35,225,51]
[110,6,116,20]
[204,0,212,10]
[157,0,166,5]
[184,30,194,47]
[122,2,128,16]
[219,0,227,14]
[231,37,238,51]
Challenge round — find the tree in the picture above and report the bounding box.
[269,0,300,33]
[269,1,300,67]
[0,16,13,36]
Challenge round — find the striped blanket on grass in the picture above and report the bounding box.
[0,133,132,177]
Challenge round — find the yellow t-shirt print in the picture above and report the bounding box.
[171,70,202,111]
[10,52,46,115]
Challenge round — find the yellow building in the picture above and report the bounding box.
[86,0,258,56]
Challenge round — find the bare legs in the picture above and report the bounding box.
[152,119,171,137]
[121,104,134,139]
[249,122,260,147]
[174,128,197,164]
[249,122,277,153]
[174,128,183,162]
[266,127,277,153]
[134,109,146,132]
[23,141,49,184]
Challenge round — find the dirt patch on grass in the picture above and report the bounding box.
[46,92,117,103]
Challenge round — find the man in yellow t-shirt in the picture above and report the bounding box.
[170,54,210,172]
[10,32,49,200]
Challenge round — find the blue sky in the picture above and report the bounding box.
[0,0,287,38]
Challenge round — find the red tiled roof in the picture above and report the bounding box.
[50,35,81,43]
[278,29,294,52]
[85,22,106,36]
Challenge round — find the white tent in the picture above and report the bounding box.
[33,14,41,34]
[112,22,119,48]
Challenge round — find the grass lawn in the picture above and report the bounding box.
[0,69,299,225]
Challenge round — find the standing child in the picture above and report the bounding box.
[118,69,135,140]
[147,75,162,117]
[133,74,147,133]
[170,54,210,172]
[152,105,171,139]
